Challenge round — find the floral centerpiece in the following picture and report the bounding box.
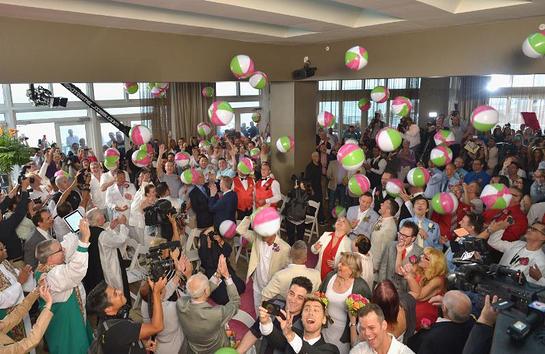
[0,126,32,175]
[345,293,370,316]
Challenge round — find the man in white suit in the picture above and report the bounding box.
[261,240,320,301]
[105,169,136,220]
[370,199,399,280]
[236,216,290,314]
[347,192,379,239]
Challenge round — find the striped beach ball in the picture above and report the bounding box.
[141,143,154,158]
[208,101,235,126]
[358,98,371,111]
[219,220,237,239]
[276,136,294,153]
[385,179,404,197]
[522,30,545,58]
[124,82,138,94]
[174,151,190,168]
[471,105,499,132]
[348,174,371,197]
[210,135,221,146]
[252,207,281,237]
[252,112,261,123]
[430,146,453,167]
[129,125,152,146]
[376,127,403,152]
[131,149,151,168]
[344,46,368,71]
[407,167,430,187]
[345,139,359,145]
[197,122,212,137]
[337,143,365,171]
[433,129,456,146]
[332,205,347,219]
[317,111,335,128]
[249,71,268,89]
[230,54,255,79]
[237,157,254,175]
[431,192,459,215]
[104,148,120,167]
[250,148,261,159]
[201,86,215,98]
[54,170,69,179]
[180,168,200,185]
[371,86,389,103]
[480,184,512,210]
[392,96,412,117]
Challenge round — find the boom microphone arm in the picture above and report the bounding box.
[61,83,131,137]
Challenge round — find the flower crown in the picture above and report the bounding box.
[312,291,329,308]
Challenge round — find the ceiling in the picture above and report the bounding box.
[0,0,543,44]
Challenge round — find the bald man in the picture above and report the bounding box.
[408,290,474,354]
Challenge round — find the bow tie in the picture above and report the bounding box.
[240,177,247,181]
[262,177,269,181]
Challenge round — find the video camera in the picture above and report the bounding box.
[145,240,181,282]
[144,200,187,226]
[450,236,492,264]
[449,261,545,351]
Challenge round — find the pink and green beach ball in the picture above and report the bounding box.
[208,101,235,126]
[358,98,371,111]
[131,149,151,168]
[250,147,261,159]
[337,143,365,171]
[230,54,255,79]
[249,71,268,89]
[252,112,261,123]
[344,46,368,71]
[237,157,254,175]
[197,122,212,137]
[54,170,69,179]
[348,174,371,197]
[433,129,455,146]
[174,151,190,168]
[392,96,412,117]
[201,86,215,98]
[431,192,459,215]
[252,206,281,237]
[371,86,389,103]
[407,167,430,188]
[104,148,120,167]
[522,30,545,58]
[430,146,453,167]
[332,205,347,219]
[180,168,201,185]
[219,220,237,239]
[276,136,294,153]
[385,179,403,197]
[480,184,512,210]
[124,82,138,94]
[317,111,335,128]
[129,125,152,146]
[471,105,499,132]
[376,127,403,152]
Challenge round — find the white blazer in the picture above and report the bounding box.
[105,182,136,219]
[310,232,352,272]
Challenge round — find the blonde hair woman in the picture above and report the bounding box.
[398,247,447,330]
[311,216,353,280]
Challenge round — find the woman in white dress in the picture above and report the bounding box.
[318,253,372,354]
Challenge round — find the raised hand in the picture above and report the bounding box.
[17,265,32,285]
[39,284,53,309]
[79,218,91,243]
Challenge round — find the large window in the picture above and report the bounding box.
[16,123,56,148]
[213,81,262,135]
[93,83,125,100]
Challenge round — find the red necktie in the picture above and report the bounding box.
[401,249,407,260]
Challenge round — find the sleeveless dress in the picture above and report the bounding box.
[35,271,92,354]
[323,274,353,354]
[414,275,445,331]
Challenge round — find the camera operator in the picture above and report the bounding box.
[198,227,245,305]
[0,179,30,265]
[237,276,313,353]
[285,176,310,246]
[483,222,545,286]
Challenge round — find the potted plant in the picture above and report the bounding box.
[0,126,32,184]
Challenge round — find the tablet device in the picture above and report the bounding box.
[63,209,83,233]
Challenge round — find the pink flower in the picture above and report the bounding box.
[420,318,432,329]
[409,255,418,264]
[519,257,529,266]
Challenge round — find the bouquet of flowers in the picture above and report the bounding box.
[345,293,370,316]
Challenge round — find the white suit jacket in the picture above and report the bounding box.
[310,232,352,272]
[98,224,129,290]
[105,183,136,219]
[261,264,321,301]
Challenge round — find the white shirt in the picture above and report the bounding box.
[350,334,415,354]
[254,238,275,290]
[90,174,106,209]
[99,224,129,290]
[260,177,282,205]
[36,227,53,241]
[105,182,136,219]
[0,262,36,309]
[259,321,321,353]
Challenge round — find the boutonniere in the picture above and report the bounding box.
[362,215,370,223]
[272,243,280,252]
[428,222,435,231]
[374,223,382,231]
[519,257,529,266]
[409,255,418,264]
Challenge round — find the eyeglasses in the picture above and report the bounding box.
[529,226,545,237]
[49,248,64,257]
[397,232,414,239]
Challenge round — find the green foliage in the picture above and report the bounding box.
[0,131,32,174]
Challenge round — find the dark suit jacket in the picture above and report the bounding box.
[267,326,339,354]
[189,185,213,229]
[23,229,46,269]
[318,271,372,344]
[208,190,238,230]
[462,322,494,354]
[408,319,475,354]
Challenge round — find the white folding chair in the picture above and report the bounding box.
[184,228,202,270]
[233,235,250,264]
[127,242,149,284]
[279,194,290,233]
[304,200,320,243]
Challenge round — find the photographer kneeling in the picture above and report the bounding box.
[285,176,311,246]
[198,227,245,305]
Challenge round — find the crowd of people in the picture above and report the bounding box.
[0,109,544,354]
